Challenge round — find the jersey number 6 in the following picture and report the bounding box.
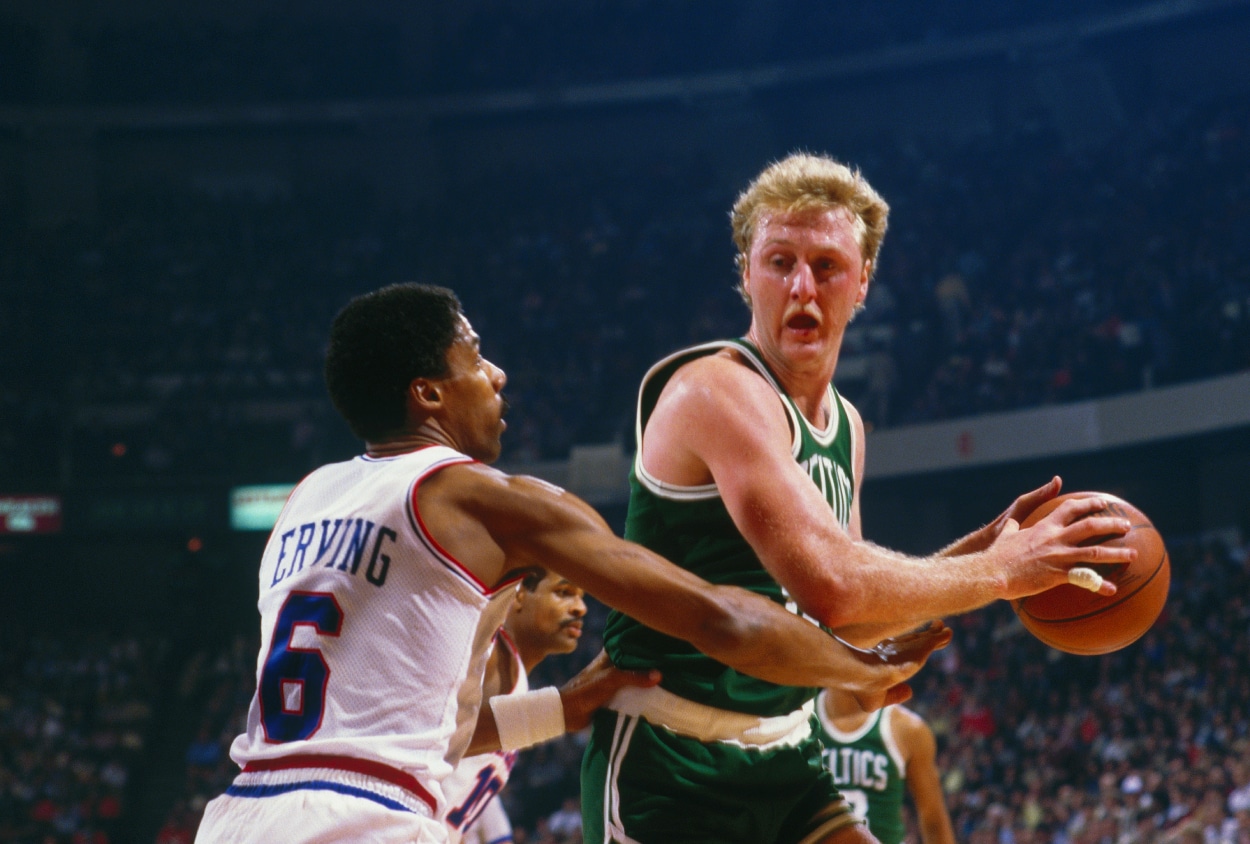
[259,591,344,743]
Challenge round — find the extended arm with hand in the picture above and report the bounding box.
[420,463,948,703]
[650,357,1134,647]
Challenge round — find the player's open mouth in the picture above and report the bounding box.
[786,313,819,331]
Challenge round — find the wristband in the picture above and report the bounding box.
[490,686,566,751]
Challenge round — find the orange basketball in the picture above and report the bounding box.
[1012,492,1170,656]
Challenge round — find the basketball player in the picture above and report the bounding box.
[442,569,589,844]
[195,282,952,844]
[582,153,1135,844]
[815,687,955,844]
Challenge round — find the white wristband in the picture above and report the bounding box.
[490,686,566,751]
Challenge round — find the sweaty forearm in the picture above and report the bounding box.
[798,539,1006,636]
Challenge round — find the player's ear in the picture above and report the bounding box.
[511,588,527,613]
[856,259,872,307]
[410,379,442,411]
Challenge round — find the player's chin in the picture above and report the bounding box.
[476,438,504,464]
[781,332,829,356]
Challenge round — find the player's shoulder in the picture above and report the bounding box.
[423,460,567,507]
[426,461,600,539]
[890,704,937,747]
[661,345,783,411]
[835,390,866,435]
[891,703,926,727]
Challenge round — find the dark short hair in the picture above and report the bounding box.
[519,567,548,593]
[324,283,462,442]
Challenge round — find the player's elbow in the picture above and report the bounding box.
[793,573,858,631]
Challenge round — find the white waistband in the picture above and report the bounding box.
[608,685,813,749]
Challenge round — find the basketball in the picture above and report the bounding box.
[1012,492,1170,655]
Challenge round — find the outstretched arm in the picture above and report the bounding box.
[417,463,949,693]
[642,354,1133,645]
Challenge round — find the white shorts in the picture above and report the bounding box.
[196,758,447,844]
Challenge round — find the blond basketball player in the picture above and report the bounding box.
[583,153,1134,844]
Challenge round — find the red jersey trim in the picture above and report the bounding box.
[407,455,526,597]
[494,628,525,695]
[241,753,437,814]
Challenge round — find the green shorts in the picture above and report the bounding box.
[581,708,858,844]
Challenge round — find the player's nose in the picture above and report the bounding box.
[789,262,817,300]
[487,359,507,391]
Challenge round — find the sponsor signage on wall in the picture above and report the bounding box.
[230,484,296,531]
[0,495,63,534]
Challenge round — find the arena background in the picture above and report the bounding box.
[2,1,1249,841]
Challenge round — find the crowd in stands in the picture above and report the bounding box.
[149,635,256,844]
[3,90,1248,489]
[0,633,162,844]
[915,534,1250,844]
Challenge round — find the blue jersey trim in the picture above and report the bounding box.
[225,780,415,813]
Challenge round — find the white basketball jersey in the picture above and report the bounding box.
[442,630,526,842]
[228,445,522,816]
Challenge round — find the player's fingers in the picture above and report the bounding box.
[893,620,941,642]
[1064,514,1132,543]
[1065,566,1119,596]
[1052,495,1114,524]
[627,669,662,688]
[1067,567,1103,592]
[928,624,954,652]
[1000,517,1020,536]
[901,622,951,652]
[1068,539,1136,567]
[1009,476,1061,519]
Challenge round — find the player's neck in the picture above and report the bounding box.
[743,331,838,426]
[365,427,450,458]
[825,694,873,732]
[505,631,547,675]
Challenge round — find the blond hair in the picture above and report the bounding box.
[730,153,890,298]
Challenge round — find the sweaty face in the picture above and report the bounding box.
[435,316,508,463]
[508,573,587,659]
[741,208,871,375]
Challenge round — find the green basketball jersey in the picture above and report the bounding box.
[603,338,856,717]
[814,694,908,844]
